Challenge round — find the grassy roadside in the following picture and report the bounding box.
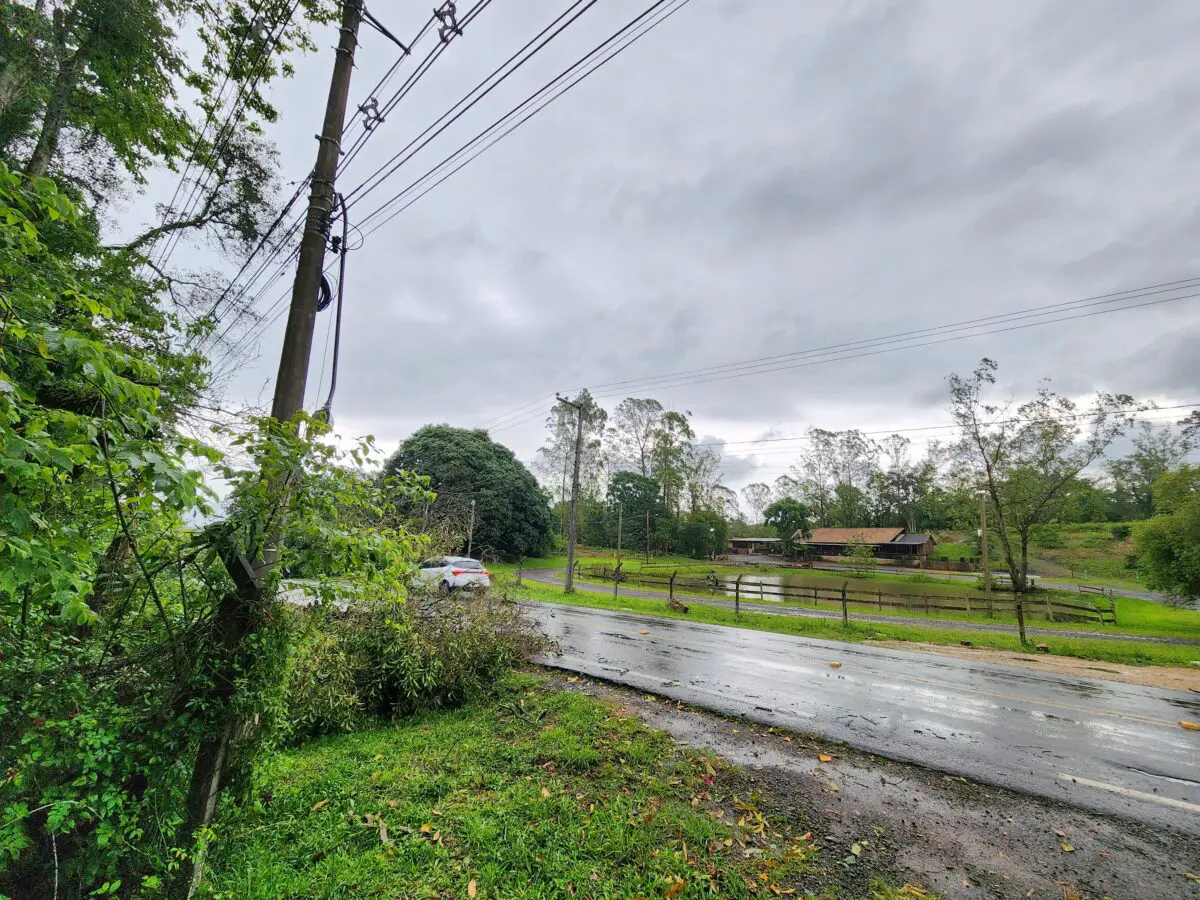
[500,574,1200,668]
[496,558,1200,643]
[202,674,917,898]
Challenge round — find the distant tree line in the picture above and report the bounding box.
[529,362,1196,583]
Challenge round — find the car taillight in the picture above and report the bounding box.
[482,569,490,576]
[452,569,466,575]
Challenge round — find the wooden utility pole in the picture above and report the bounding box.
[467,498,475,557]
[271,3,361,423]
[615,501,622,563]
[178,4,363,894]
[557,394,585,593]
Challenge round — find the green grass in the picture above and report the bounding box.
[503,576,1200,668]
[928,541,977,562]
[201,675,910,899]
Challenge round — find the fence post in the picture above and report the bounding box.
[877,590,883,611]
[965,592,971,615]
[1045,594,1053,623]
[669,570,676,605]
[709,570,717,595]
[923,594,929,615]
[759,579,764,600]
[613,560,622,600]
[735,574,742,616]
[841,582,849,626]
[1109,591,1117,624]
[812,586,818,606]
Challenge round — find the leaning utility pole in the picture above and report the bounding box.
[271,1,361,422]
[178,4,363,895]
[557,394,584,593]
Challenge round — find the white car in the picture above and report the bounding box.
[416,556,492,594]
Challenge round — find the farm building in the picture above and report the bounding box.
[726,536,785,554]
[791,527,936,563]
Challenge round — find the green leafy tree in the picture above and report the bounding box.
[650,410,694,516]
[605,471,661,553]
[1133,466,1200,606]
[608,396,664,476]
[763,498,811,542]
[677,509,728,560]
[1108,423,1195,520]
[842,540,875,576]
[949,358,1139,592]
[385,426,553,561]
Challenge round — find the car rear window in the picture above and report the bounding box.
[455,558,484,570]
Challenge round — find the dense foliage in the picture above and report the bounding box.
[1133,466,1200,606]
[0,160,441,895]
[384,425,554,561]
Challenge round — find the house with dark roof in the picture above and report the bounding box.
[790,527,936,563]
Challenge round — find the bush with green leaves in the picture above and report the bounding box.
[281,591,546,746]
[0,161,439,893]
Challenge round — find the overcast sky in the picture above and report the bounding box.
[132,0,1200,488]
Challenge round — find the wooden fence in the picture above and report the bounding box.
[578,565,1117,625]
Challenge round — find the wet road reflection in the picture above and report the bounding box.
[531,601,1200,834]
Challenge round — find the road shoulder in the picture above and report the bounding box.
[541,669,1200,900]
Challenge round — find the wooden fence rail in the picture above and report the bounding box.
[578,565,1116,625]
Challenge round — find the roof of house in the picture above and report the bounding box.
[729,536,783,542]
[894,533,936,546]
[793,527,905,544]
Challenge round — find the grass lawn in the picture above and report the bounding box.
[500,575,1200,669]
[497,558,1200,644]
[202,674,912,898]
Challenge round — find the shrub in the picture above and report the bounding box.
[1110,524,1132,541]
[281,590,546,744]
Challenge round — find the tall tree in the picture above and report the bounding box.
[949,358,1138,592]
[606,471,661,552]
[1107,422,1194,520]
[650,410,694,516]
[533,389,608,511]
[386,426,553,561]
[741,482,771,524]
[608,397,664,476]
[1133,465,1200,607]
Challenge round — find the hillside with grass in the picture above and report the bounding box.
[932,522,1148,590]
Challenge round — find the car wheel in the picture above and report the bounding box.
[438,580,451,597]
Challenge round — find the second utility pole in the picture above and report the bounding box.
[557,394,584,593]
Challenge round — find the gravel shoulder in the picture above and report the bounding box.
[542,669,1200,900]
[871,640,1200,691]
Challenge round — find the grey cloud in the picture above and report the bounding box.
[212,0,1200,484]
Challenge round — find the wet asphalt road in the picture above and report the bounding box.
[530,601,1200,835]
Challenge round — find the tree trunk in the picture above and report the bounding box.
[24,30,96,179]
[1018,529,1030,593]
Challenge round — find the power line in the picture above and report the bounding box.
[206,4,485,372]
[354,0,694,238]
[153,1,303,272]
[146,2,262,270]
[342,0,602,210]
[486,281,1200,432]
[697,405,1200,450]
